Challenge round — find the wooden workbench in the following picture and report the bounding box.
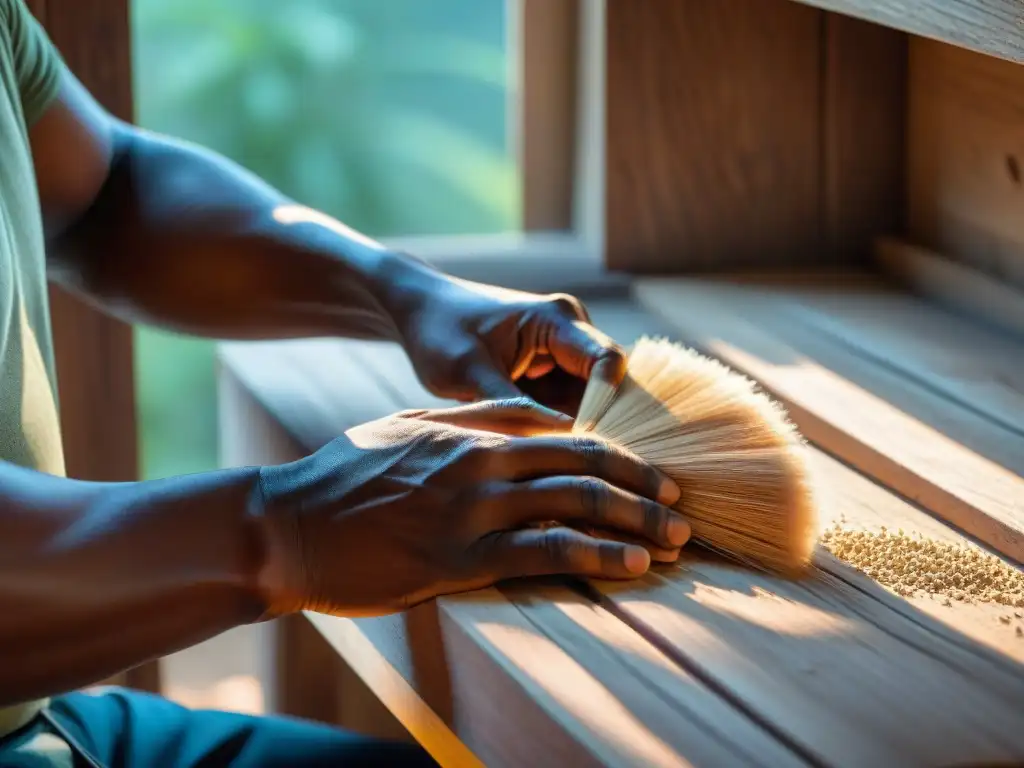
[218,284,1024,767]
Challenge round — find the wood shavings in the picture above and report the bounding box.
[821,524,1024,608]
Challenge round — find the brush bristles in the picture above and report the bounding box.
[574,336,818,574]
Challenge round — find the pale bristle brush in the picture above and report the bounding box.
[574,336,819,575]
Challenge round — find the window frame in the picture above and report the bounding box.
[381,0,614,294]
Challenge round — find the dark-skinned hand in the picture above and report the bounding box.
[254,399,689,618]
[385,267,623,418]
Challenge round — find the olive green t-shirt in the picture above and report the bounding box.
[0,0,67,739]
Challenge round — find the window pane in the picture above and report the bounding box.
[133,0,517,237]
[131,0,515,480]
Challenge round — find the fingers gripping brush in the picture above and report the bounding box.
[574,336,818,575]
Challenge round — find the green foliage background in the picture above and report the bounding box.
[131,0,515,479]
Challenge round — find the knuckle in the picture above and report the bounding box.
[459,480,506,524]
[459,435,513,475]
[570,435,609,473]
[643,462,666,498]
[576,476,610,521]
[485,396,535,413]
[395,408,429,420]
[546,292,587,320]
[643,499,666,539]
[542,529,575,570]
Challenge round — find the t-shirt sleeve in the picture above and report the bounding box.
[3,0,63,126]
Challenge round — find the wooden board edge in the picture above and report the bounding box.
[304,612,484,768]
[874,236,1024,342]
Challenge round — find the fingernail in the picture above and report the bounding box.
[657,475,681,505]
[667,515,691,547]
[624,546,651,574]
[651,547,681,564]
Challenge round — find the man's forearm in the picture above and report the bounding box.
[47,121,440,341]
[0,462,266,704]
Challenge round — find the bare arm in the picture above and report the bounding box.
[32,69,436,342]
[0,462,264,705]
[30,65,631,408]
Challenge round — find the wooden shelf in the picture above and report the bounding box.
[790,0,1024,64]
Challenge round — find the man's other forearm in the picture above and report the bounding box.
[0,462,266,705]
[47,122,437,341]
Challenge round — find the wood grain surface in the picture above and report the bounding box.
[876,236,1024,341]
[908,39,1024,292]
[605,0,822,272]
[437,584,805,768]
[822,14,906,263]
[789,0,1024,64]
[595,548,1024,767]
[635,277,1024,565]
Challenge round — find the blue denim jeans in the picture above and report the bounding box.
[0,688,437,767]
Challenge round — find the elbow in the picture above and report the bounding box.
[44,122,136,291]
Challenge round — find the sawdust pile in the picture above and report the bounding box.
[821,524,1024,609]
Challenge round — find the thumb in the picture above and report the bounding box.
[409,397,573,436]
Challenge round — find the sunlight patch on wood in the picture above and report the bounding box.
[474,620,688,768]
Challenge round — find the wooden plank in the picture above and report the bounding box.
[594,542,1024,766]
[805,448,1024,660]
[713,273,1024,436]
[605,0,822,273]
[307,583,808,768]
[876,236,1024,342]
[787,0,1024,65]
[219,340,413,452]
[634,277,1024,564]
[302,610,480,768]
[591,437,1024,765]
[822,14,906,264]
[441,584,806,768]
[908,39,1024,292]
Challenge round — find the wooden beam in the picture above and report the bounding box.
[822,13,906,263]
[605,0,823,273]
[876,236,1024,342]
[787,0,1024,65]
[907,38,1024,293]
